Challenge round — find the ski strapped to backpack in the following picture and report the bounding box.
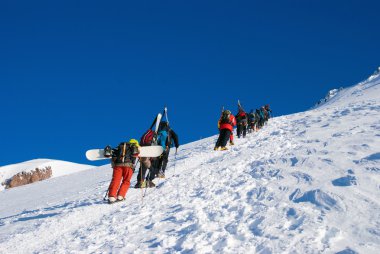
[238,99,245,112]
[140,113,162,146]
[140,107,169,146]
[164,106,169,126]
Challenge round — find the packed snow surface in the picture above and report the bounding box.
[0,72,379,253]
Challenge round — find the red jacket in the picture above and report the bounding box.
[219,114,236,131]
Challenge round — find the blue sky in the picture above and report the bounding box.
[1,0,379,166]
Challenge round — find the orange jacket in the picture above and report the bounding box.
[218,114,236,131]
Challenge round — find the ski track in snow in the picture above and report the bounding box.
[0,75,380,253]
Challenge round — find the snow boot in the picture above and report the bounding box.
[108,196,117,204]
[134,181,147,188]
[146,181,156,188]
[134,182,142,188]
[220,146,228,151]
[116,196,125,202]
[230,141,234,146]
[158,171,165,178]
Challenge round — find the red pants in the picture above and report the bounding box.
[108,166,133,198]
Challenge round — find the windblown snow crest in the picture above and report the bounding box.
[314,87,344,108]
[0,71,379,253]
[314,67,380,109]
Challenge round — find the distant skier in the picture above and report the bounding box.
[235,109,248,138]
[107,139,140,203]
[155,121,179,178]
[264,104,272,120]
[215,110,236,151]
[247,109,256,133]
[218,110,235,145]
[257,108,265,129]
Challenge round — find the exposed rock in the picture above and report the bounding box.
[4,167,52,189]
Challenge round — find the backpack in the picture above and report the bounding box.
[112,142,138,165]
[140,129,156,146]
[240,116,248,126]
[248,112,255,121]
[220,110,231,124]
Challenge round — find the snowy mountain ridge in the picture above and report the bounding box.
[314,67,380,109]
[0,159,94,191]
[0,70,379,253]
[368,67,380,82]
[314,88,343,108]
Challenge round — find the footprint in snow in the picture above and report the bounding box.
[291,171,313,184]
[270,130,282,136]
[335,247,359,254]
[298,130,307,136]
[332,174,357,187]
[286,208,305,231]
[354,153,380,172]
[356,152,380,162]
[332,132,346,138]
[289,188,341,211]
[248,216,264,236]
[339,109,351,116]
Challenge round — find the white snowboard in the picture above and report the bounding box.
[86,146,164,161]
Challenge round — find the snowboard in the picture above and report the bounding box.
[86,146,164,161]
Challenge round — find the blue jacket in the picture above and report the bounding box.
[259,109,265,119]
[157,130,168,149]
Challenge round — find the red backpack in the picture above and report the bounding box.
[239,112,246,117]
[140,129,156,146]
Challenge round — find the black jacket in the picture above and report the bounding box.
[168,129,179,148]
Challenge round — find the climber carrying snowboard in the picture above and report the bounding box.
[107,139,140,204]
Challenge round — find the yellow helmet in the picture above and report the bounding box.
[129,139,140,147]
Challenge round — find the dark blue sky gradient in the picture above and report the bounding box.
[1,0,379,166]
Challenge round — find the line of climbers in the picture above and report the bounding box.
[214,104,272,151]
[103,104,271,204]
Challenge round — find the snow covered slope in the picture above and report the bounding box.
[0,159,94,191]
[0,71,379,253]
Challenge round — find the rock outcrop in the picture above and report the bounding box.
[4,167,52,189]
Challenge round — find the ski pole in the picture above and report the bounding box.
[140,162,145,202]
[143,169,150,198]
[133,158,140,173]
[173,150,178,176]
[103,189,109,201]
